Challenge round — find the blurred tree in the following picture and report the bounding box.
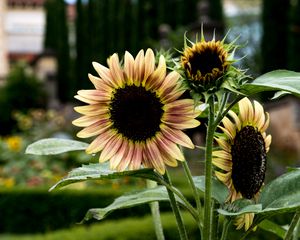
[0,63,46,134]
[287,0,300,71]
[75,0,90,89]
[261,0,290,73]
[44,0,72,102]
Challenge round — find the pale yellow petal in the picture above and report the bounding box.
[92,61,116,88]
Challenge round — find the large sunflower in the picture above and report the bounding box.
[73,49,200,174]
[213,97,272,230]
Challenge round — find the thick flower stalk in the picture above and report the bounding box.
[213,97,272,230]
[73,49,201,175]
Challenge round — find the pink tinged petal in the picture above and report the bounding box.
[85,129,115,154]
[77,90,111,101]
[145,55,166,90]
[142,150,154,169]
[124,51,135,85]
[156,134,185,161]
[107,53,125,88]
[164,99,195,112]
[146,140,165,174]
[92,61,117,88]
[129,143,143,170]
[74,104,109,116]
[72,115,108,127]
[133,49,145,86]
[110,139,129,170]
[143,49,155,81]
[161,125,194,149]
[75,95,99,104]
[117,141,134,172]
[158,71,180,96]
[77,119,112,138]
[162,88,186,103]
[88,74,112,92]
[99,134,123,163]
[163,119,200,130]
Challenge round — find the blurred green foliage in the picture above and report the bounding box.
[0,63,46,134]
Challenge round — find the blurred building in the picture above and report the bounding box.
[0,0,46,80]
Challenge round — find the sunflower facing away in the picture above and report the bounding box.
[181,35,234,92]
[213,97,272,230]
[72,49,201,175]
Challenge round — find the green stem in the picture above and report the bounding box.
[182,161,203,226]
[156,175,199,222]
[147,180,165,240]
[211,200,219,240]
[164,170,188,240]
[284,209,300,240]
[203,96,216,240]
[220,218,231,240]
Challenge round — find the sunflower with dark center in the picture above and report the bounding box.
[213,97,271,230]
[181,39,232,92]
[72,49,201,174]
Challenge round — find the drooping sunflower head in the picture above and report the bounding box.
[73,49,201,175]
[213,97,272,230]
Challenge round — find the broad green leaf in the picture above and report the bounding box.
[259,169,300,214]
[26,138,88,155]
[50,163,158,191]
[83,186,179,222]
[258,220,286,239]
[241,70,300,97]
[218,200,262,216]
[193,176,229,203]
[218,170,300,218]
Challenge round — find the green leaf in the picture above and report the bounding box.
[193,176,229,203]
[258,220,286,239]
[83,186,176,222]
[26,138,88,155]
[218,200,262,216]
[218,170,300,218]
[259,169,300,214]
[50,163,158,191]
[241,70,300,97]
[271,91,291,100]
